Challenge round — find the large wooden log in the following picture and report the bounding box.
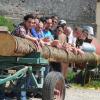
[0,33,37,56]
[41,46,100,65]
[0,33,100,65]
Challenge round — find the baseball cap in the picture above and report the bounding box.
[58,19,67,25]
[82,26,94,36]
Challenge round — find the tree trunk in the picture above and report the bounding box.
[0,33,100,66]
[0,33,37,56]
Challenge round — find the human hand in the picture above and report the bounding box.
[43,37,50,42]
[51,40,62,48]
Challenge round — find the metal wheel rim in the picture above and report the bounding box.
[54,80,64,100]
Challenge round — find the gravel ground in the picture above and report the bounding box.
[65,87,100,100]
[3,87,100,100]
[31,87,100,100]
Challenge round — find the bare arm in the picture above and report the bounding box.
[25,35,38,42]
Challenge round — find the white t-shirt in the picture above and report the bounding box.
[67,27,76,46]
[68,32,76,46]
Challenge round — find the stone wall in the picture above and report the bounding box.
[0,0,96,23]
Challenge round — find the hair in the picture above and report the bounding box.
[23,14,34,21]
[40,17,47,23]
[82,29,89,40]
[56,25,62,29]
[73,26,82,32]
[60,24,67,29]
[56,25,63,33]
[82,29,89,34]
[51,15,58,20]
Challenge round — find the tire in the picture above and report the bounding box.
[42,71,65,100]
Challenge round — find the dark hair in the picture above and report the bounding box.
[45,17,52,23]
[51,15,58,20]
[60,24,67,29]
[40,17,47,23]
[24,14,34,21]
[56,25,63,29]
[82,29,89,34]
[74,26,82,32]
[51,15,56,19]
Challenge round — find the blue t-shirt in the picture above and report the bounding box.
[43,30,54,40]
[31,28,44,39]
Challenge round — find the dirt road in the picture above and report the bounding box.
[32,87,100,100]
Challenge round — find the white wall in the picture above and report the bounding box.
[96,2,100,40]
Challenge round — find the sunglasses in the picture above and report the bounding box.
[58,29,63,32]
[53,20,57,23]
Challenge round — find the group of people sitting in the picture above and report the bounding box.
[12,14,96,88]
[12,14,95,54]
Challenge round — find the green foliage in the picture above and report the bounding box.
[71,80,100,90]
[0,16,14,32]
[85,80,100,89]
[72,80,100,90]
[66,70,76,82]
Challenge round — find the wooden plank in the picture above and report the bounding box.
[0,26,9,33]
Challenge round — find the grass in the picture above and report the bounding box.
[72,80,100,90]
[67,70,100,90]
[84,80,100,89]
[0,16,14,32]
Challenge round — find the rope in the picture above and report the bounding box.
[45,45,51,62]
[93,53,100,65]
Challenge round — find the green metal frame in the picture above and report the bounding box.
[0,67,28,85]
[0,52,49,99]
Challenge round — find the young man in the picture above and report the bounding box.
[12,14,40,49]
[31,21,44,39]
[50,15,59,36]
[13,14,36,41]
[43,18,54,41]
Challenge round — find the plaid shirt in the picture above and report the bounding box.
[13,25,32,38]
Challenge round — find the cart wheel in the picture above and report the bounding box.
[42,71,65,100]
